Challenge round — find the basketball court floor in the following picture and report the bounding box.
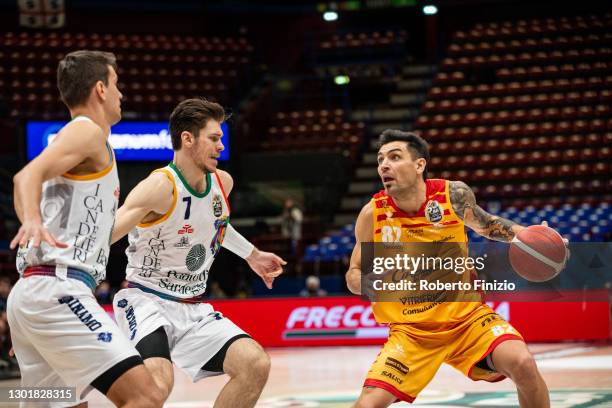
[2,342,611,407]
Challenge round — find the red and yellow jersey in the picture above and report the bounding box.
[370,178,482,326]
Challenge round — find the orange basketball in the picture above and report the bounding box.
[508,225,568,282]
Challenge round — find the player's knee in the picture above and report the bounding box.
[157,378,173,401]
[227,344,270,384]
[248,351,271,381]
[152,368,174,400]
[508,353,538,384]
[131,386,165,408]
[122,380,166,408]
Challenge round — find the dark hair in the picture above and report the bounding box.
[57,50,117,109]
[169,98,226,150]
[377,129,430,180]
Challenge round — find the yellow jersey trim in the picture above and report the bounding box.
[137,168,178,228]
[62,142,114,180]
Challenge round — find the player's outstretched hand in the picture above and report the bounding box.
[246,249,287,289]
[10,220,68,250]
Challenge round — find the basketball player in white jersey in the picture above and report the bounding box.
[110,98,286,407]
[8,50,163,408]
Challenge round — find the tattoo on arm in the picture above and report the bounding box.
[449,181,517,242]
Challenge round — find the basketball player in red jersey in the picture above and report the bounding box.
[346,130,557,408]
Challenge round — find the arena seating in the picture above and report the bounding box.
[316,28,408,62]
[413,13,611,193]
[305,13,612,267]
[0,31,255,119]
[260,109,365,159]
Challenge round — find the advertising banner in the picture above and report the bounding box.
[103,293,610,346]
[206,294,611,347]
[26,121,229,161]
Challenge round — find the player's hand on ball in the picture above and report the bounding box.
[246,249,287,289]
[541,220,570,260]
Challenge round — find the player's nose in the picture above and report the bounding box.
[379,160,390,171]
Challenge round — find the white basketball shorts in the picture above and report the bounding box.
[113,287,247,382]
[7,275,140,406]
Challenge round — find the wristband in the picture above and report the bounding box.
[222,224,255,259]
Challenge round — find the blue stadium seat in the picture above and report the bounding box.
[505,207,518,216]
[319,237,332,246]
[329,234,344,245]
[321,243,343,261]
[304,244,320,262]
[341,224,354,236]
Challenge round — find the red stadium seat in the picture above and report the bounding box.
[575,163,590,176]
[581,148,596,161]
[506,167,522,180]
[593,162,609,175]
[590,119,605,132]
[558,164,573,177]
[564,149,580,162]
[545,150,561,163]
[555,121,573,134]
[530,151,546,164]
[598,146,611,160]
[480,111,494,125]
[549,135,566,149]
[534,136,550,149]
[479,154,494,167]
[522,122,538,136]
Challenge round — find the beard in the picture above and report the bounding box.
[387,179,418,199]
[192,151,215,173]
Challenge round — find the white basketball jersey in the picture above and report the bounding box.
[17,116,120,284]
[125,163,230,301]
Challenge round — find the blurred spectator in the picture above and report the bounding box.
[0,295,19,378]
[95,280,113,304]
[281,199,303,255]
[209,281,227,299]
[300,275,327,297]
[0,311,9,356]
[0,276,11,311]
[236,278,252,299]
[0,312,9,362]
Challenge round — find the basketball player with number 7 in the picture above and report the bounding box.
[346,130,569,408]
[109,98,286,407]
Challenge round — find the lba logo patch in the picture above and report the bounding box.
[425,200,444,223]
[212,194,223,218]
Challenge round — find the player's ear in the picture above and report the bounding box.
[415,158,426,175]
[94,80,106,101]
[181,131,194,147]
